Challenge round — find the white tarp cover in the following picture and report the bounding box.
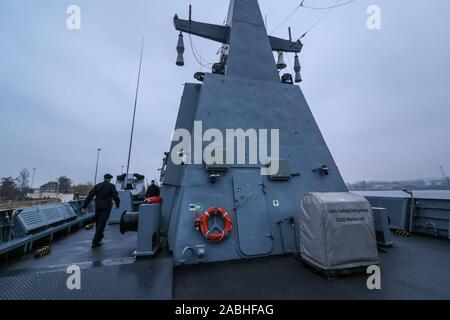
[299,192,379,270]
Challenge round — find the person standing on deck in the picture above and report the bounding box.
[146,180,160,198]
[82,173,120,248]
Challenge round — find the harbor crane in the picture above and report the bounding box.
[439,166,450,187]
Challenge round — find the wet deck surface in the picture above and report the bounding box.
[0,225,173,300]
[1,224,138,274]
[174,235,450,299]
[1,225,449,300]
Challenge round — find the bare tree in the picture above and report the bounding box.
[17,168,30,192]
[0,177,19,202]
[58,176,72,193]
[72,183,93,196]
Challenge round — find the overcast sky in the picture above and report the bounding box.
[1,0,449,186]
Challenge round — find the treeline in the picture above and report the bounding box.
[0,168,93,202]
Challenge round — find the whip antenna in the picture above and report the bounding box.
[126,36,145,178]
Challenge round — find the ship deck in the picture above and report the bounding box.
[0,224,449,300]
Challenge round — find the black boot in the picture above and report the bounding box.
[91,242,103,249]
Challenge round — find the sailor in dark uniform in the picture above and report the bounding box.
[146,180,160,198]
[82,173,120,248]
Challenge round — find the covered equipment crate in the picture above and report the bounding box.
[299,192,379,271]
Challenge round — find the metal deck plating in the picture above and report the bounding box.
[1,224,449,300]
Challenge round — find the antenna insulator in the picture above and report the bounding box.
[294,54,302,83]
[176,32,185,66]
[277,51,287,70]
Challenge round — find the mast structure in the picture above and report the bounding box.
[161,0,348,266]
[173,0,302,81]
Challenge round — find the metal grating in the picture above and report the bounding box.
[39,205,66,225]
[0,259,173,300]
[59,203,77,220]
[14,203,81,235]
[17,208,47,233]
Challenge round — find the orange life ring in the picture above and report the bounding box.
[196,207,232,242]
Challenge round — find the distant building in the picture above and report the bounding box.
[348,178,449,191]
[40,182,58,193]
[26,181,74,202]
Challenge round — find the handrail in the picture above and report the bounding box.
[0,199,58,211]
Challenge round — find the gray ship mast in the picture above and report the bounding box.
[158,0,348,266]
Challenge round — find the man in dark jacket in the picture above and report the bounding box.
[146,180,160,198]
[82,173,120,248]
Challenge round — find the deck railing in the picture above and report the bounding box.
[0,199,59,211]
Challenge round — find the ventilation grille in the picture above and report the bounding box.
[40,206,65,225]
[60,203,77,219]
[17,203,79,234]
[17,209,47,233]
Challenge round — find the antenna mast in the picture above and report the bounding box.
[126,37,145,178]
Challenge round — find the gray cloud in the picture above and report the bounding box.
[1,0,449,186]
